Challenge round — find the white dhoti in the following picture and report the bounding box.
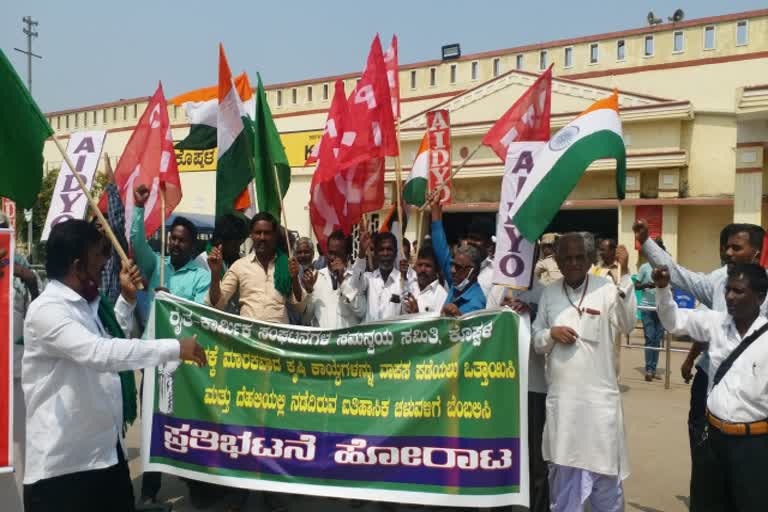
[549,464,624,512]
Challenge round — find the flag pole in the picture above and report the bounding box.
[271,164,293,259]
[418,141,482,212]
[394,120,406,258]
[159,187,167,288]
[51,134,134,270]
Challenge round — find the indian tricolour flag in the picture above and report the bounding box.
[511,91,626,242]
[402,132,429,207]
[171,72,254,151]
[215,45,258,216]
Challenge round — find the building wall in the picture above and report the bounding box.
[677,204,733,271]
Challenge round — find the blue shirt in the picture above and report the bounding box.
[636,262,657,307]
[431,220,488,314]
[130,206,211,307]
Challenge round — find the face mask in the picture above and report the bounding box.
[455,268,475,292]
[81,278,100,302]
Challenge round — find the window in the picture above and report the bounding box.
[173,105,178,119]
[123,106,128,120]
[704,25,715,50]
[737,21,748,46]
[449,64,457,84]
[673,31,684,53]
[102,109,107,123]
[617,39,626,61]
[83,112,88,127]
[56,116,61,129]
[65,116,69,129]
[471,61,479,80]
[539,50,548,70]
[92,111,97,124]
[113,107,117,121]
[564,47,573,68]
[277,90,283,107]
[493,58,501,77]
[291,88,297,104]
[133,104,138,118]
[74,113,79,128]
[410,70,417,89]
[429,67,436,87]
[589,43,599,64]
[644,35,654,57]
[307,86,313,103]
[515,54,524,70]
[322,83,329,100]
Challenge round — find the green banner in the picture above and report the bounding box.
[141,294,530,508]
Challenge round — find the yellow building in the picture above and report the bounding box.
[42,7,768,272]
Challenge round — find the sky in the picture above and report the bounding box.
[3,0,766,113]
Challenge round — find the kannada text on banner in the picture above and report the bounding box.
[142,295,529,507]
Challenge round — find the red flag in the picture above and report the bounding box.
[384,35,400,120]
[337,34,398,169]
[100,83,181,242]
[310,80,349,249]
[760,233,768,269]
[482,65,552,161]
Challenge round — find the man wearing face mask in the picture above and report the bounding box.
[402,245,448,315]
[633,220,767,456]
[207,212,304,323]
[301,230,365,328]
[429,194,487,317]
[21,220,206,512]
[462,216,496,297]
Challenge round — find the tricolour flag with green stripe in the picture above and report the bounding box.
[511,91,626,242]
[402,132,429,207]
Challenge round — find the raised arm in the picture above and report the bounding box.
[130,185,157,280]
[612,245,638,335]
[634,219,714,307]
[653,266,714,342]
[429,196,452,280]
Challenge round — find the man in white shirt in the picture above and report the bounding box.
[402,245,448,315]
[350,230,415,322]
[532,232,636,512]
[302,230,365,328]
[22,220,206,512]
[653,262,768,512]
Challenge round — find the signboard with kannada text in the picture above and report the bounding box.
[143,294,530,507]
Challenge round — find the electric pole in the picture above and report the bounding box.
[14,16,42,262]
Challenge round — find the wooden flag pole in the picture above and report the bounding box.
[159,187,167,288]
[394,120,406,258]
[418,142,482,212]
[271,164,293,259]
[51,134,134,269]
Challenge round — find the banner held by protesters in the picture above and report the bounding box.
[142,293,530,507]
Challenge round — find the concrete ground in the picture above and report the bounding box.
[120,331,696,511]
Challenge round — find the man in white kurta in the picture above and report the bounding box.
[532,232,636,512]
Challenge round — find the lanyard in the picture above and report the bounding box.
[563,275,589,318]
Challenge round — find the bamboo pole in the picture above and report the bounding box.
[418,142,482,212]
[159,187,167,288]
[272,164,293,259]
[51,134,136,275]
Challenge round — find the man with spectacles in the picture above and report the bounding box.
[428,194,487,317]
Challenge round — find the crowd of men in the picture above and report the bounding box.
[2,178,767,512]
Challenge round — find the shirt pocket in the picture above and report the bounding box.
[578,310,602,345]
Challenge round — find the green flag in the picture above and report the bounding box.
[252,73,290,222]
[0,49,53,208]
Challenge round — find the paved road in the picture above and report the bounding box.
[120,332,695,511]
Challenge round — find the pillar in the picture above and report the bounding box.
[733,145,764,224]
